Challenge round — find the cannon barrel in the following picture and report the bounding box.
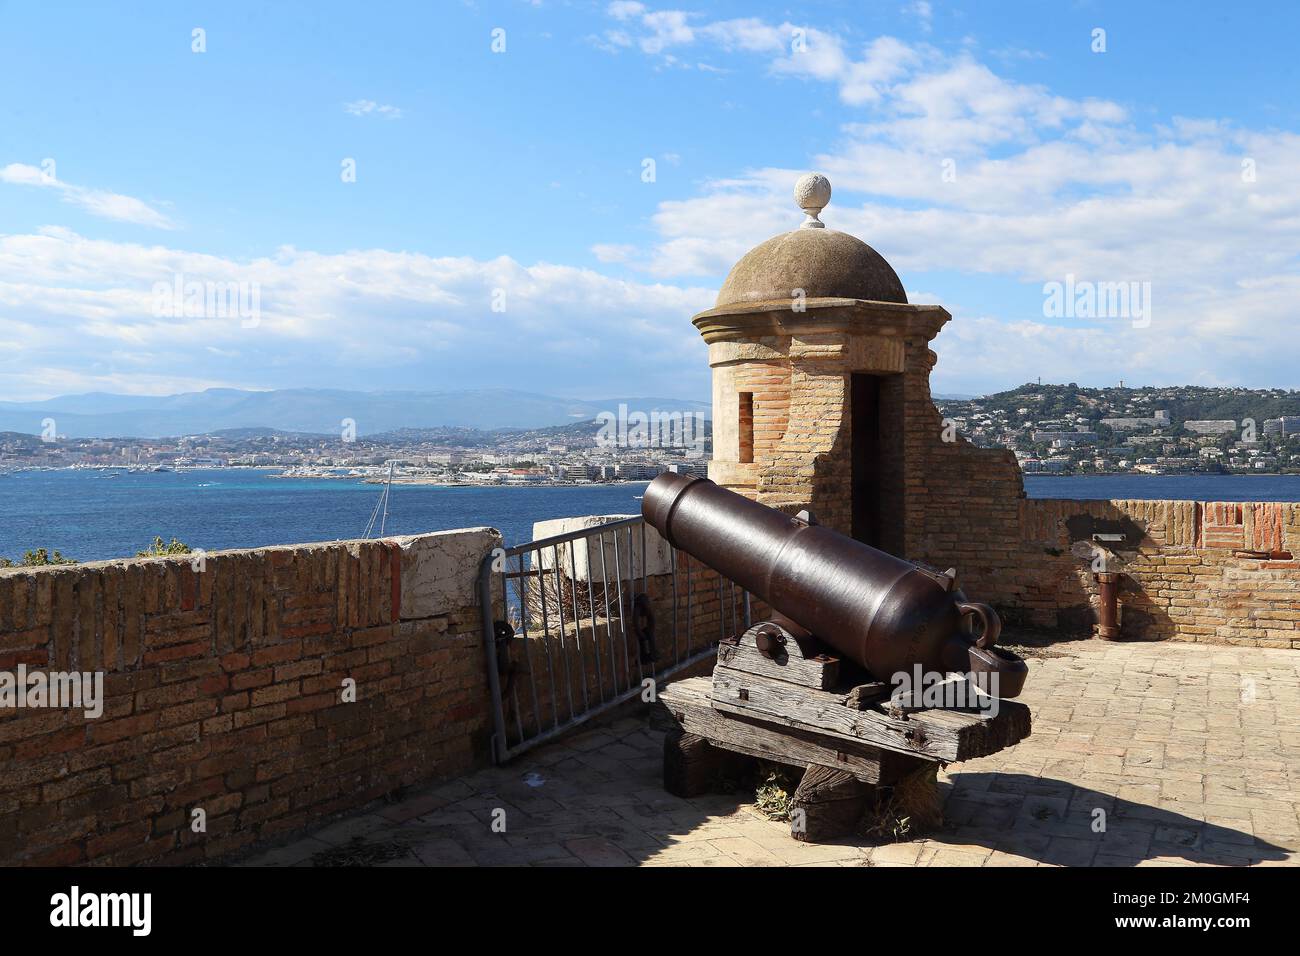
[642,473,1027,698]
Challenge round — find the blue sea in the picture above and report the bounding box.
[2,469,1299,564]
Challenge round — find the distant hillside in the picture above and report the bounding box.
[0,388,711,438]
[966,384,1300,423]
[0,431,44,450]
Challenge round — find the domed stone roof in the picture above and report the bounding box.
[715,174,907,308]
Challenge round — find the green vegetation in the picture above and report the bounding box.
[860,763,943,843]
[982,383,1300,425]
[0,548,78,568]
[136,536,192,557]
[753,765,799,821]
[0,536,194,567]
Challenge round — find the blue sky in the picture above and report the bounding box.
[3,0,1299,403]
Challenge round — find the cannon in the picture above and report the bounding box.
[642,472,1027,698]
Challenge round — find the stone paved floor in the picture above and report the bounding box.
[239,640,1300,867]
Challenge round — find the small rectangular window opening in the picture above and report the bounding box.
[739,392,754,464]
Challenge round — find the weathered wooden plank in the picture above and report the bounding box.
[790,765,874,842]
[660,677,887,782]
[709,665,1030,762]
[843,681,889,710]
[663,729,747,798]
[717,636,840,689]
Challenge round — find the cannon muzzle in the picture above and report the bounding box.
[643,473,1027,698]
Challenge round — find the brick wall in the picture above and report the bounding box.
[0,527,500,866]
[733,361,790,463]
[916,492,1300,649]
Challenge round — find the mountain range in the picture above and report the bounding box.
[0,388,714,439]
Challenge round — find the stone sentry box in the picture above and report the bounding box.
[694,173,1020,559]
[692,174,1300,646]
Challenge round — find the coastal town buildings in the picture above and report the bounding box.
[5,382,1300,479]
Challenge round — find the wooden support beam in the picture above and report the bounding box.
[709,664,1031,762]
[843,681,890,710]
[662,729,752,798]
[660,676,896,782]
[717,632,840,689]
[789,765,874,842]
[658,679,983,843]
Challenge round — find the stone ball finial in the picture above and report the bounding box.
[794,172,832,229]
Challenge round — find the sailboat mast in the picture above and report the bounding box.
[379,460,395,535]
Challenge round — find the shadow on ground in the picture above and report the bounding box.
[934,772,1289,867]
[237,716,1293,868]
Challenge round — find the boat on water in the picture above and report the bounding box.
[363,461,397,539]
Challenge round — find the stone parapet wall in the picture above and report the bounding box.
[911,494,1300,648]
[0,528,500,866]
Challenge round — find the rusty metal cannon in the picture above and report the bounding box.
[642,472,1027,698]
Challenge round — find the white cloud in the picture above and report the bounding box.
[591,243,637,263]
[590,29,633,53]
[343,99,403,119]
[698,18,786,54]
[0,228,715,400]
[0,163,175,229]
[903,1,933,34]
[637,10,694,54]
[607,2,646,22]
[587,7,1300,390]
[837,36,923,105]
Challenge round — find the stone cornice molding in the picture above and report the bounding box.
[692,299,950,345]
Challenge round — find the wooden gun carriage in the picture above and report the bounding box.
[642,474,1032,842]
